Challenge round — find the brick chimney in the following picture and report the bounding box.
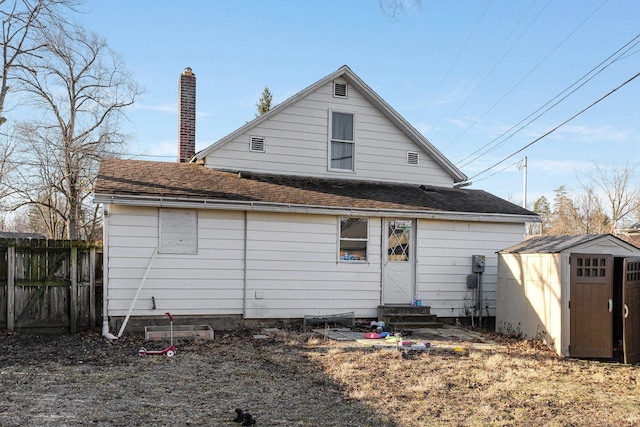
[178,67,196,162]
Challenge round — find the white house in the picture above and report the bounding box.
[94,66,538,335]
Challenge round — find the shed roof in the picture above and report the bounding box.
[94,159,537,220]
[499,234,632,254]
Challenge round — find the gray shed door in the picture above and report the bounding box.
[570,253,613,358]
[623,257,640,364]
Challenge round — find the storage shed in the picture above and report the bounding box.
[497,234,640,363]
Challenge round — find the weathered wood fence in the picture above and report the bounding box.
[0,239,103,333]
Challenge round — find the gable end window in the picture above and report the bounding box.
[407,151,419,166]
[250,136,265,153]
[333,81,347,98]
[329,111,355,171]
[339,217,368,262]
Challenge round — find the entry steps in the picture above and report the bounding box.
[378,305,443,329]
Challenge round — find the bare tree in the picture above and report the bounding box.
[581,162,640,232]
[0,0,80,127]
[573,183,611,234]
[9,22,141,239]
[379,0,422,19]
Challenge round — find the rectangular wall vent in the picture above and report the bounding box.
[250,136,265,152]
[333,82,347,98]
[407,151,419,166]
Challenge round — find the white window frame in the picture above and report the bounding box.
[338,217,368,263]
[328,109,356,173]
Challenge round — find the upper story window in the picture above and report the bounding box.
[329,111,355,172]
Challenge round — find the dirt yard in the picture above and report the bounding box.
[1,326,639,426]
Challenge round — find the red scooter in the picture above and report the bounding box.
[138,312,177,357]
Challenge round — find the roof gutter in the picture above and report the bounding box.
[93,193,540,224]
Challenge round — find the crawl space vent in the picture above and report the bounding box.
[333,82,347,98]
[250,136,265,152]
[407,151,419,166]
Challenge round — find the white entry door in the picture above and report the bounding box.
[382,219,415,305]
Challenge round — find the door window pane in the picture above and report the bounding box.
[388,220,411,262]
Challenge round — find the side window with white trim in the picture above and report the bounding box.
[339,217,368,262]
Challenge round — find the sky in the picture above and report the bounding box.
[74,0,640,208]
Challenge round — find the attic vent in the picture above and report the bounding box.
[250,136,265,153]
[333,82,347,98]
[407,151,419,166]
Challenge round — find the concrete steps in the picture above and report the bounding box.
[377,305,443,329]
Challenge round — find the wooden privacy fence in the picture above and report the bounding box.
[0,239,103,333]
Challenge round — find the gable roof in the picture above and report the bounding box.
[94,159,536,222]
[193,65,467,183]
[499,234,638,254]
[619,233,640,249]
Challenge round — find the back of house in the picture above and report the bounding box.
[94,66,537,333]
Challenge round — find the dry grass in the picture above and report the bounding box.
[0,327,639,426]
[303,333,640,426]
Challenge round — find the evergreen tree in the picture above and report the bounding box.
[548,186,581,235]
[532,195,551,235]
[256,85,273,117]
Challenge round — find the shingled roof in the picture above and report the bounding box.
[94,159,538,219]
[499,234,634,253]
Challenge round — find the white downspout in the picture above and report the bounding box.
[242,211,248,318]
[102,204,117,340]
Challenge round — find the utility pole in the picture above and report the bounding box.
[522,156,527,209]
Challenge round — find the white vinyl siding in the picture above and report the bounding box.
[244,212,382,319]
[106,206,384,319]
[415,219,525,318]
[204,81,454,187]
[105,204,536,321]
[105,205,245,316]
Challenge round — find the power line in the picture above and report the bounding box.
[466,71,640,183]
[418,1,492,119]
[456,33,640,169]
[444,0,609,150]
[471,159,521,184]
[435,0,549,144]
